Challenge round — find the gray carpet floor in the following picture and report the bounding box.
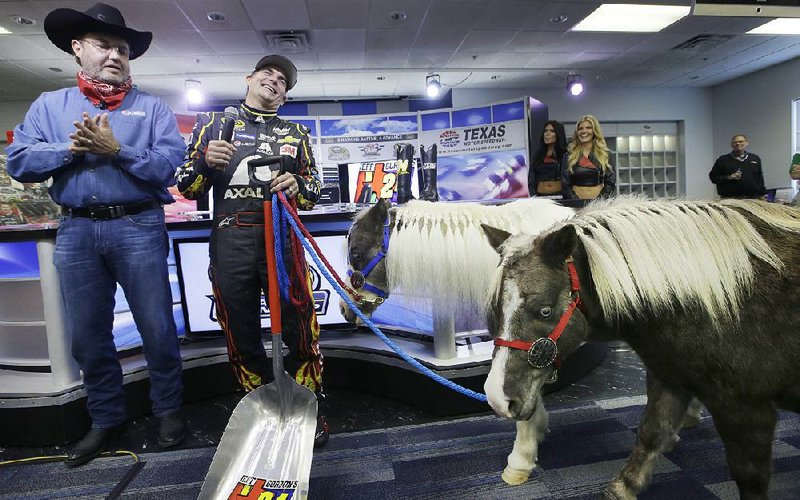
[3,394,800,499]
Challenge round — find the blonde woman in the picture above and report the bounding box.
[561,115,616,200]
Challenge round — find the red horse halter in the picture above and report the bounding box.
[493,257,584,370]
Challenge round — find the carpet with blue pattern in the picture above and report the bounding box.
[2,395,799,499]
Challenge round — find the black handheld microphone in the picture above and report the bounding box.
[220,106,237,143]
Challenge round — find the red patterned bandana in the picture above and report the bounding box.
[77,71,133,111]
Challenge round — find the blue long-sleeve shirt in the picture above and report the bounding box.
[5,87,185,207]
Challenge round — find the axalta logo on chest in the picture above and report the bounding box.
[224,186,264,199]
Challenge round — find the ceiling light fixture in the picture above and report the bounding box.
[9,15,36,26]
[426,74,441,98]
[747,18,800,35]
[389,11,407,21]
[185,79,205,105]
[572,4,690,32]
[566,74,584,96]
[206,12,226,22]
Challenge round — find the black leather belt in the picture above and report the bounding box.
[64,201,161,220]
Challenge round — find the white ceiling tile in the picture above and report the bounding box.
[313,29,367,53]
[0,33,66,60]
[308,0,369,29]
[175,0,254,31]
[408,50,454,68]
[110,1,194,31]
[241,0,310,31]
[420,0,486,32]
[150,30,214,56]
[459,30,517,53]
[318,52,365,70]
[367,29,416,51]
[523,1,601,32]
[413,29,468,51]
[364,50,411,68]
[368,0,430,29]
[474,0,547,30]
[202,30,266,55]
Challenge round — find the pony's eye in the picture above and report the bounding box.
[350,252,361,264]
[538,306,552,318]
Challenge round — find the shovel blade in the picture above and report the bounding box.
[199,371,318,500]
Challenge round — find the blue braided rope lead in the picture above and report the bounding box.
[271,194,290,302]
[277,199,488,403]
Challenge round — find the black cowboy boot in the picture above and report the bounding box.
[394,143,415,204]
[419,144,439,201]
[65,424,125,467]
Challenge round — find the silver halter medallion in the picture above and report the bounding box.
[527,337,558,369]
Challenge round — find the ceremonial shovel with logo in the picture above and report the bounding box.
[200,156,318,500]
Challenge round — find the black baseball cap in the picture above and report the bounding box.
[254,55,297,90]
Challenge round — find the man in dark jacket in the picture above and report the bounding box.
[709,134,766,199]
[175,54,328,447]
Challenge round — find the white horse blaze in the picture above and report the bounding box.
[484,279,523,418]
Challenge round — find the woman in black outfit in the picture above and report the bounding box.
[528,120,567,197]
[562,115,616,200]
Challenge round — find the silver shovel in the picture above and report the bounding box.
[199,156,318,500]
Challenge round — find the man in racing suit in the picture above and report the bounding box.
[175,55,328,447]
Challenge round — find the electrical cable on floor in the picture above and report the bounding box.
[1,449,143,498]
[0,449,139,467]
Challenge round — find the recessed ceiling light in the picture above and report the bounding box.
[48,67,63,72]
[9,15,36,26]
[689,76,700,80]
[747,18,800,35]
[206,11,226,22]
[389,11,407,21]
[376,76,386,80]
[572,4,690,32]
[490,75,500,80]
[549,15,568,24]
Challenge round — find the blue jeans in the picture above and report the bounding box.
[54,208,183,428]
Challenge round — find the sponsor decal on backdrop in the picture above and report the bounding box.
[327,146,350,161]
[438,130,460,148]
[358,143,384,157]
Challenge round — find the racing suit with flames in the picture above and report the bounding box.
[176,102,323,393]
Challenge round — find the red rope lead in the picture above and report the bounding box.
[277,193,364,301]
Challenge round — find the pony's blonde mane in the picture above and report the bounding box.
[386,198,575,317]
[542,196,800,328]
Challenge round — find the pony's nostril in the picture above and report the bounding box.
[507,399,522,417]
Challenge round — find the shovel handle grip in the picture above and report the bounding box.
[264,196,281,334]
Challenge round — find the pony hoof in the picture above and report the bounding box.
[501,467,531,485]
[605,478,636,500]
[681,415,700,429]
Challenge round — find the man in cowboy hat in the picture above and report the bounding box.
[5,3,186,466]
[175,54,330,447]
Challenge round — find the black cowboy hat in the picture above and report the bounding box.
[44,3,152,60]
[254,55,298,90]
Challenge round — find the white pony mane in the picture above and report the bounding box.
[385,198,575,317]
[539,196,800,329]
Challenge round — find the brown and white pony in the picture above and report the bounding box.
[482,197,800,499]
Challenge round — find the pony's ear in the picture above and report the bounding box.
[481,224,512,253]
[540,225,578,265]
